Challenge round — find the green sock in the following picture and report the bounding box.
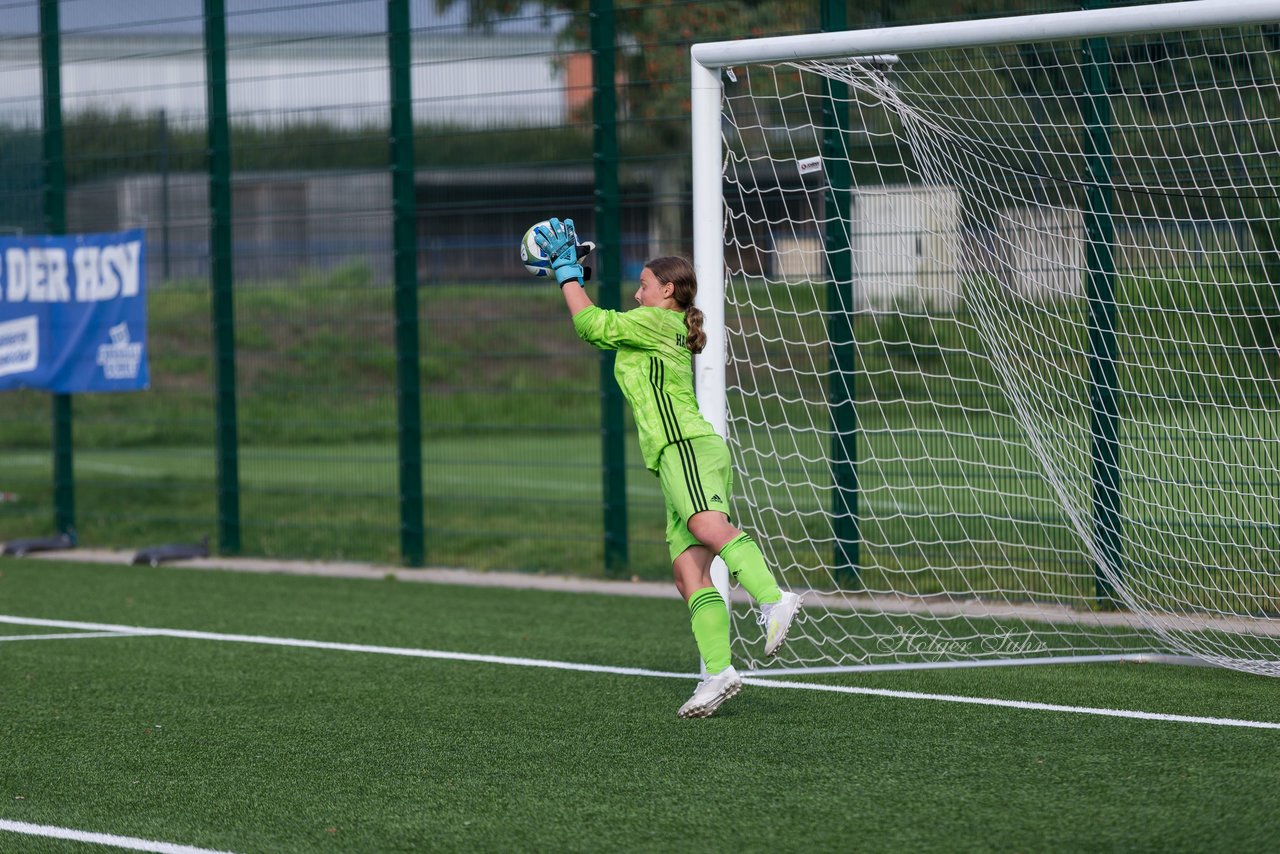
[687,587,732,674]
[720,533,781,605]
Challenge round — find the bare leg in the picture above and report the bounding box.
[672,544,714,600]
[685,510,740,554]
[687,510,781,605]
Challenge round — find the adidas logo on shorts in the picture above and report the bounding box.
[710,494,723,503]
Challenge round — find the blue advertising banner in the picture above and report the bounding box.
[0,229,148,393]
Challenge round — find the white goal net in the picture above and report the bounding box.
[693,1,1280,676]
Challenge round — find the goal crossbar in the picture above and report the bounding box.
[691,0,1280,67]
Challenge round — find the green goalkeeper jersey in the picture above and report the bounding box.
[573,304,717,472]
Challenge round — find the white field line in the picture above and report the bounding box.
[0,454,48,468]
[74,460,152,476]
[0,615,690,680]
[0,614,1276,731]
[0,819,237,854]
[740,677,1280,730]
[0,630,150,643]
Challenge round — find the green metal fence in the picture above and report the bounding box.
[1,0,1103,578]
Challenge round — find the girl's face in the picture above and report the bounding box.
[634,267,675,308]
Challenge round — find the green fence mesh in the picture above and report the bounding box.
[2,0,1127,577]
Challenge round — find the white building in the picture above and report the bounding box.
[0,31,571,129]
[773,185,965,310]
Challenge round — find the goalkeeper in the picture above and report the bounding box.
[534,217,802,719]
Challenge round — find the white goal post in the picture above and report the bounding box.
[691,0,1280,677]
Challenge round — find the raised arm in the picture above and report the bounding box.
[561,276,592,316]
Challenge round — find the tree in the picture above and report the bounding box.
[441,2,816,146]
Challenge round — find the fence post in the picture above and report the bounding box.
[1083,0,1121,604]
[39,0,75,541]
[591,0,629,576]
[822,0,859,584]
[388,0,426,567]
[204,0,241,554]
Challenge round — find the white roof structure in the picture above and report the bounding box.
[0,31,568,129]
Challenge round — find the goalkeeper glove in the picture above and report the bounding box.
[535,217,589,286]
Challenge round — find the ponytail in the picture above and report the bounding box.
[684,305,706,355]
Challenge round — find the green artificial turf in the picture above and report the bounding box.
[1,560,1278,852]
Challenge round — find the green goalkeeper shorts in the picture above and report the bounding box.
[658,434,734,562]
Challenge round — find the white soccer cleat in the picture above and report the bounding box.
[677,665,743,718]
[759,591,803,657]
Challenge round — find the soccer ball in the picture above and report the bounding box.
[520,220,553,277]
